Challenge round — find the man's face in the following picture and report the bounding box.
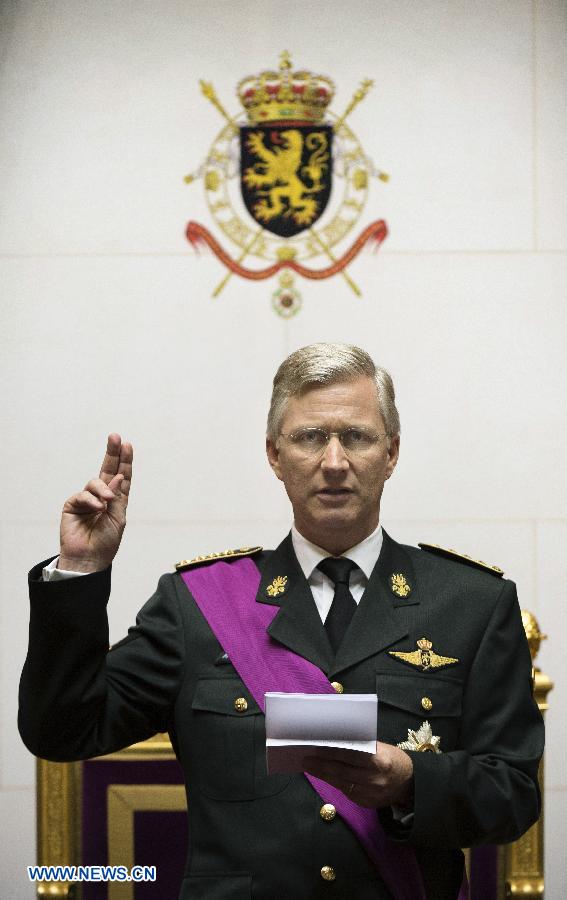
[266,376,399,555]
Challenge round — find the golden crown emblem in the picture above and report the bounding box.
[237,51,335,124]
[417,638,433,651]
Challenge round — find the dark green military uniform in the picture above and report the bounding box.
[19,531,543,900]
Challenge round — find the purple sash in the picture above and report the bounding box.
[182,557,428,900]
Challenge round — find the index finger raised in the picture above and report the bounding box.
[99,433,133,489]
[116,439,133,497]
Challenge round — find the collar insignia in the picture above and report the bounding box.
[397,721,441,753]
[389,637,459,671]
[266,575,288,597]
[390,572,411,597]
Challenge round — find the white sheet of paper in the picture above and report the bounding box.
[265,692,378,774]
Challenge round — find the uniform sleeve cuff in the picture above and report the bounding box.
[42,557,90,581]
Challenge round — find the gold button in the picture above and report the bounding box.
[330,681,344,694]
[320,866,336,882]
[234,697,248,712]
[319,804,336,822]
[421,696,432,711]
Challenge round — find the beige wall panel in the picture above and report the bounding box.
[286,253,567,520]
[0,788,35,898]
[1,256,286,523]
[0,0,533,255]
[536,0,567,250]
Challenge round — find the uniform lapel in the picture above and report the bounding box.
[256,533,333,675]
[331,530,417,675]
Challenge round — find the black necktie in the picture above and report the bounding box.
[317,557,358,653]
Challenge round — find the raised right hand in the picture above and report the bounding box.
[58,434,133,573]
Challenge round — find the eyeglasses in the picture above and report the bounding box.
[278,427,389,457]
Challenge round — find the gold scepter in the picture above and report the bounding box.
[199,81,239,133]
[334,79,389,181]
[309,228,361,297]
[184,82,238,183]
[333,79,374,133]
[212,228,263,298]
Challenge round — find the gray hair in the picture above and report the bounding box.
[267,343,400,441]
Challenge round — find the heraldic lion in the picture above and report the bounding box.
[243,129,329,226]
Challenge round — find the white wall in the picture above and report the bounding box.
[1,1,565,896]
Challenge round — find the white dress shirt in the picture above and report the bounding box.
[291,522,383,623]
[43,556,86,581]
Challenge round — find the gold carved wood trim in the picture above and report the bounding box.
[503,615,553,899]
[36,759,82,898]
[106,784,187,900]
[100,732,176,762]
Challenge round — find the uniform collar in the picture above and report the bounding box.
[255,528,414,676]
[291,522,383,581]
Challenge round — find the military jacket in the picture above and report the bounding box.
[19,531,544,900]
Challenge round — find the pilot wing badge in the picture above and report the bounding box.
[184,51,389,317]
[389,638,459,672]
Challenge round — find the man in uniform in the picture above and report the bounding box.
[19,343,543,899]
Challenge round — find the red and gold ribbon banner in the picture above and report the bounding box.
[186,220,388,281]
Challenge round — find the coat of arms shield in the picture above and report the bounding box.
[240,124,333,237]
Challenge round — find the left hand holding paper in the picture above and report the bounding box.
[303,742,414,809]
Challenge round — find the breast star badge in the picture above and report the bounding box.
[397,721,441,753]
[389,637,459,671]
[266,575,288,597]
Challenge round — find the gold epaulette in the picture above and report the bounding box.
[418,542,504,577]
[175,546,263,571]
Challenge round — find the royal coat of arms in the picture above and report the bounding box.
[184,52,389,317]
